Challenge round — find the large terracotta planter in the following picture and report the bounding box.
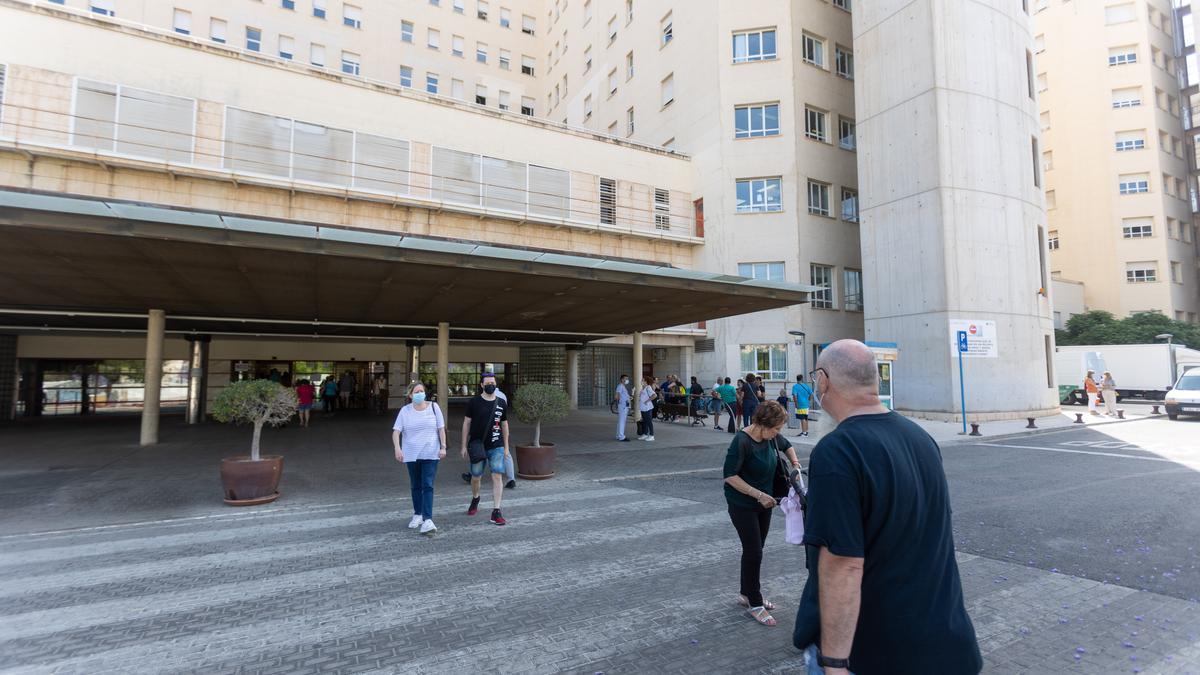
[515,442,556,480]
[220,455,283,505]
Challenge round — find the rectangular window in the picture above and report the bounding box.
[626,0,633,23]
[1106,3,1135,24]
[1047,230,1059,250]
[608,68,618,95]
[835,45,854,78]
[90,0,114,16]
[807,180,831,216]
[738,262,786,282]
[608,17,617,43]
[1112,86,1142,108]
[426,73,439,94]
[500,7,511,27]
[733,29,777,63]
[735,103,780,138]
[1031,137,1040,187]
[661,13,673,46]
[477,42,488,63]
[654,188,670,230]
[478,0,489,20]
[522,14,535,35]
[626,107,635,136]
[453,0,464,13]
[521,96,534,116]
[599,177,616,224]
[626,51,634,80]
[1026,49,1035,98]
[1115,130,1146,152]
[522,55,535,76]
[72,80,196,163]
[282,0,295,10]
[173,9,192,35]
[740,345,787,381]
[246,26,262,52]
[210,18,227,43]
[661,74,674,107]
[1122,217,1153,238]
[341,52,361,75]
[805,107,828,142]
[834,0,851,10]
[802,33,825,68]
[452,79,465,99]
[1119,174,1150,194]
[839,117,856,150]
[584,45,592,72]
[452,35,464,57]
[401,21,414,43]
[497,49,511,70]
[841,188,858,222]
[313,0,326,19]
[843,269,863,311]
[584,94,593,120]
[310,43,326,67]
[498,90,510,110]
[475,84,487,106]
[279,35,294,60]
[1126,262,1157,283]
[1109,46,1137,66]
[736,177,783,213]
[400,65,413,88]
[428,29,440,49]
[810,265,834,309]
[1036,72,1047,92]
[343,4,362,28]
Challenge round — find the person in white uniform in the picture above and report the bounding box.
[614,374,632,442]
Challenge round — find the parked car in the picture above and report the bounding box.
[1164,367,1200,421]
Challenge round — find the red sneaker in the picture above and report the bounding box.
[490,509,506,526]
[467,496,480,516]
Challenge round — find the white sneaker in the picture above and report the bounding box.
[636,435,646,440]
[419,519,437,534]
[407,514,424,529]
[643,435,655,441]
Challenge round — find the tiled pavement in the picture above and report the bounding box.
[0,410,1198,673]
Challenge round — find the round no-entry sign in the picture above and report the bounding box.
[968,324,978,335]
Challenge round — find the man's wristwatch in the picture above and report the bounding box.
[817,654,850,669]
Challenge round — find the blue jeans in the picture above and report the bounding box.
[743,403,758,428]
[803,645,855,675]
[406,459,438,519]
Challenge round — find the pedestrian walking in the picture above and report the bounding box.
[295,378,315,428]
[614,374,632,442]
[460,384,515,488]
[372,375,388,415]
[793,339,981,675]
[1101,371,1118,416]
[716,377,737,434]
[740,374,760,429]
[392,382,447,535]
[339,370,356,410]
[722,401,801,627]
[637,374,657,441]
[321,376,338,414]
[460,373,510,526]
[792,374,813,437]
[1084,370,1100,416]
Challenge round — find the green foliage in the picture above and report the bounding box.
[512,383,570,447]
[1055,310,1200,347]
[211,380,297,460]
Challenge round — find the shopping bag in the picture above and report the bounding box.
[779,487,806,545]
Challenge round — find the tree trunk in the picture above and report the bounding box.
[251,420,263,461]
[532,420,541,447]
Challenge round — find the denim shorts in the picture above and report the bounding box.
[298,403,312,411]
[469,446,506,477]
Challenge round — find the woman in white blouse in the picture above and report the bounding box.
[392,381,447,534]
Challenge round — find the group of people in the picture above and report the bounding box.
[390,373,514,534]
[1083,369,1120,416]
[287,372,389,428]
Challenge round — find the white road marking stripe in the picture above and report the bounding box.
[978,443,1179,463]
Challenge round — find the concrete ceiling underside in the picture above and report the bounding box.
[0,193,812,344]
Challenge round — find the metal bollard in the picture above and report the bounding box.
[1117,409,1125,419]
[1151,405,1161,415]
[1074,413,1085,424]
[1026,417,1037,429]
[969,423,982,437]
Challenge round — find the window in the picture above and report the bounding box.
[72,80,196,162]
[608,69,618,95]
[1115,130,1146,152]
[1106,3,1135,25]
[735,103,780,138]
[839,117,856,150]
[400,65,413,87]
[496,90,509,110]
[584,95,593,120]
[1122,218,1153,238]
[245,27,262,52]
[477,42,488,63]
[521,96,534,116]
[841,188,858,222]
[1034,34,1044,53]
[474,85,487,106]
[452,35,464,57]
[843,269,863,311]
[452,79,465,99]
[626,51,634,80]
[1112,86,1142,108]
[736,177,783,213]
[1047,230,1059,250]
[599,177,616,224]
[341,51,361,75]
[626,107,635,136]
[1119,174,1149,194]
[608,17,618,43]
[430,0,439,4]
[835,45,854,78]
[1031,137,1040,187]
[1045,189,1056,208]
[802,33,825,68]
[1109,46,1137,66]
[279,35,294,60]
[401,21,413,43]
[738,262,785,282]
[343,4,362,28]
[282,0,295,10]
[607,121,618,135]
[522,14,535,35]
[733,29,777,63]
[740,345,787,381]
[1042,150,1053,172]
[522,55,535,76]
[426,73,439,94]
[584,45,592,72]
[313,0,326,18]
[805,107,828,142]
[310,43,326,66]
[1025,49,1035,99]
[834,0,851,9]
[453,0,464,13]
[428,29,440,49]
[661,13,673,46]
[90,0,114,16]
[478,0,489,20]
[810,265,834,309]
[173,9,191,35]
[808,180,831,216]
[1126,262,1157,283]
[661,74,674,107]
[500,7,511,27]
[492,49,507,70]
[625,0,633,23]
[654,189,670,229]
[1036,73,1047,92]
[210,18,227,43]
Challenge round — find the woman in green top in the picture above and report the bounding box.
[723,401,802,627]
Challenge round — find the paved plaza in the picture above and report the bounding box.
[1,408,1199,673]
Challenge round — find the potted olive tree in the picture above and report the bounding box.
[211,379,297,505]
[512,383,571,480]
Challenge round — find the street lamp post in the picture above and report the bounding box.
[788,330,807,407]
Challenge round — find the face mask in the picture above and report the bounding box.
[483,384,497,394]
[622,379,629,385]
[411,392,426,404]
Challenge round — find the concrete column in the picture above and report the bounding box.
[565,346,581,409]
[681,345,694,389]
[185,335,211,424]
[436,323,449,408]
[139,309,165,446]
[854,1,1057,418]
[0,334,16,422]
[406,340,425,385]
[632,332,643,389]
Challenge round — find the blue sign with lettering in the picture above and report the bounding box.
[957,331,969,354]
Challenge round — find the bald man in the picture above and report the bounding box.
[793,340,981,675]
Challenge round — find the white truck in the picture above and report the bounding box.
[1054,343,1200,403]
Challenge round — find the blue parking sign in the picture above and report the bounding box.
[957,330,968,353]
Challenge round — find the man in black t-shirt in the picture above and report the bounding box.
[793,340,981,675]
[460,373,511,526]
